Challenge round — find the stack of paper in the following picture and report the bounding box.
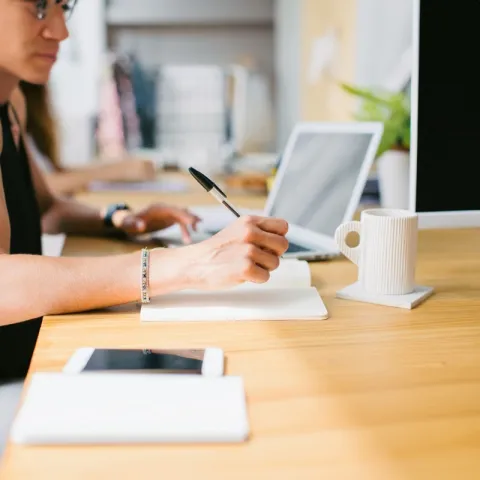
[141,259,328,322]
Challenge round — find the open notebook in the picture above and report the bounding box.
[141,259,328,322]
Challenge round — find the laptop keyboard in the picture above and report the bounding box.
[206,230,312,253]
[286,242,311,253]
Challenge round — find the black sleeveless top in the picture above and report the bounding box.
[0,103,43,382]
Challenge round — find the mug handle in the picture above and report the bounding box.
[334,221,361,265]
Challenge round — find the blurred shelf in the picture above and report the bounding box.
[106,0,274,27]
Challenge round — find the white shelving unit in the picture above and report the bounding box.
[106,0,274,26]
[104,0,276,164]
[50,0,298,167]
[106,0,275,76]
[155,65,228,165]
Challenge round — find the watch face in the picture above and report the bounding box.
[104,203,131,228]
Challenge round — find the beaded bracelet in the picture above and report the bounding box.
[140,248,150,304]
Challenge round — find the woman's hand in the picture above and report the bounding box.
[113,203,201,244]
[152,215,289,291]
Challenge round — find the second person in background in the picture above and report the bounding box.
[18,81,156,196]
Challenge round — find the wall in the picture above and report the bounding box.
[355,0,413,87]
[49,0,106,167]
[298,0,412,122]
[274,0,301,150]
[300,0,357,122]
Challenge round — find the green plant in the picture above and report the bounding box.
[341,83,411,158]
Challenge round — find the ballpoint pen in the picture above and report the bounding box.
[189,167,286,258]
[188,167,241,218]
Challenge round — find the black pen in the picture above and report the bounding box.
[188,167,241,218]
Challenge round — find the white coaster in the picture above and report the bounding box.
[336,282,434,310]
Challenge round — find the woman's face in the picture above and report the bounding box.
[0,0,71,84]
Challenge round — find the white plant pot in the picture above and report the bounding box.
[377,150,410,209]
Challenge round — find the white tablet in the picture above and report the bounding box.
[63,347,224,377]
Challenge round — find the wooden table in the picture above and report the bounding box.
[1,187,480,479]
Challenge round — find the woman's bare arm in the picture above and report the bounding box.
[0,99,190,325]
[0,126,189,326]
[0,211,289,327]
[44,159,156,197]
[44,167,103,196]
[0,246,188,327]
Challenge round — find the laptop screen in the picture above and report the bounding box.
[268,131,375,237]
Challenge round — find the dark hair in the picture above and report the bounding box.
[19,81,62,171]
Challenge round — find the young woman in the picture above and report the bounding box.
[0,0,288,381]
[19,81,157,196]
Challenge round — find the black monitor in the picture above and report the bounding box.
[410,0,480,228]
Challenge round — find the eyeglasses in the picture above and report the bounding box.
[35,0,77,21]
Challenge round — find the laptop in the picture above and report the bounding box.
[155,122,383,260]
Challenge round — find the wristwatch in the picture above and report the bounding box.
[103,203,131,228]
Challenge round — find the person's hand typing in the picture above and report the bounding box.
[170,216,289,290]
[112,203,201,244]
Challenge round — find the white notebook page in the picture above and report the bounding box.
[232,258,312,290]
[141,260,328,322]
[141,287,328,322]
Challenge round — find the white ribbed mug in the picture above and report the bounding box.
[334,209,418,295]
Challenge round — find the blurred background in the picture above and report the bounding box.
[47,0,413,202]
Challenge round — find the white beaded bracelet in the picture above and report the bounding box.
[140,248,150,304]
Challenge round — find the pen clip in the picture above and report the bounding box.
[210,179,227,198]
